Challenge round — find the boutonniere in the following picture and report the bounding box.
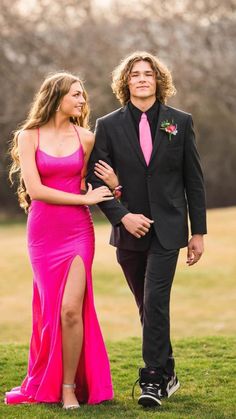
[160,120,178,141]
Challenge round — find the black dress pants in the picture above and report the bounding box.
[116,232,179,374]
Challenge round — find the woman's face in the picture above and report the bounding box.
[59,81,86,117]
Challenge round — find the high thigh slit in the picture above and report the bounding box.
[5,126,113,405]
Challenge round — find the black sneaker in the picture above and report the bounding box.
[137,368,162,408]
[159,373,180,398]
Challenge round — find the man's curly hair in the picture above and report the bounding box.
[111,51,176,106]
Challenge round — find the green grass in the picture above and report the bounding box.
[1,207,236,343]
[1,208,236,417]
[1,336,236,418]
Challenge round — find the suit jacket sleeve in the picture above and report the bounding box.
[184,115,207,235]
[86,118,129,225]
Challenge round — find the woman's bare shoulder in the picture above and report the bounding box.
[17,128,38,149]
[76,126,94,145]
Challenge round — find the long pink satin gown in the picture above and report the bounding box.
[5,126,113,405]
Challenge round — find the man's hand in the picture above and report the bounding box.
[121,213,154,238]
[187,234,204,266]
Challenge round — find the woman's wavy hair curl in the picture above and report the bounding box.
[9,72,90,213]
[111,51,176,106]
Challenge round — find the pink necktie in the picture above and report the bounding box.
[139,113,153,165]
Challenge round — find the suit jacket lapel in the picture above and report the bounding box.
[120,105,147,167]
[119,103,172,167]
[149,103,170,165]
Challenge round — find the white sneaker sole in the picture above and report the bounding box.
[167,380,180,398]
[138,394,162,407]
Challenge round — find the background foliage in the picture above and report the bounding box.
[0,0,236,213]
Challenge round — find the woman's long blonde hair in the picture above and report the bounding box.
[111,51,176,106]
[9,72,90,213]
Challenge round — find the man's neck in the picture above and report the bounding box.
[130,96,156,112]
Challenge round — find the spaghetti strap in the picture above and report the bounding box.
[72,124,81,146]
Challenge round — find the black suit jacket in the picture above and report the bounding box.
[87,102,207,250]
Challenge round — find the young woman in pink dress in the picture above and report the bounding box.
[5,72,118,409]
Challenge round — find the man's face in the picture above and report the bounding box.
[128,60,156,101]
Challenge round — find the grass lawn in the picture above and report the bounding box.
[0,208,236,417]
[0,207,236,343]
[0,336,236,419]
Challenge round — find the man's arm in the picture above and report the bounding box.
[86,118,129,225]
[184,115,207,265]
[184,115,207,235]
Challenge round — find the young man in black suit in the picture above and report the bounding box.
[87,51,207,408]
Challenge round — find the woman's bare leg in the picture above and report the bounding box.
[61,256,86,406]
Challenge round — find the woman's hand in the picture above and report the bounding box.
[94,160,119,190]
[83,183,114,205]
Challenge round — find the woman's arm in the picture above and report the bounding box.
[18,130,113,206]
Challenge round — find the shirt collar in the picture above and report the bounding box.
[128,100,159,123]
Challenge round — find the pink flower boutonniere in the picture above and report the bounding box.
[160,120,178,141]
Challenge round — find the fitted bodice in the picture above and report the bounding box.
[35,146,84,194]
[35,125,84,195]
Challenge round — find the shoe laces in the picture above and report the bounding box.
[132,379,160,400]
[144,383,160,389]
